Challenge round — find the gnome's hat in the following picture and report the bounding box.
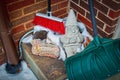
[65,9,77,27]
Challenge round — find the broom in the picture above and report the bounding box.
[32,0,65,35]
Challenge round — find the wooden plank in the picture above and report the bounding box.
[22,43,67,80]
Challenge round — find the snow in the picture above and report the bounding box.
[0,61,38,80]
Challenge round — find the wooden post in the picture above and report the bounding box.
[0,1,21,74]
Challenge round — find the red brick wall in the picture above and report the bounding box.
[70,0,120,38]
[5,0,69,46]
[5,0,120,44]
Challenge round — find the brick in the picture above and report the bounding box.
[86,11,98,22]
[0,53,6,59]
[23,1,47,14]
[80,1,98,14]
[12,25,25,34]
[4,0,17,4]
[37,8,47,14]
[109,33,114,38]
[86,12,91,20]
[35,0,45,2]
[0,48,2,53]
[94,0,108,14]
[51,0,68,12]
[51,4,58,12]
[59,13,68,18]
[7,0,34,12]
[84,0,88,2]
[0,53,6,65]
[9,9,22,20]
[14,40,19,47]
[98,12,117,26]
[0,40,2,47]
[72,0,79,4]
[25,21,34,29]
[0,58,6,65]
[51,0,61,4]
[97,27,114,38]
[97,28,109,38]
[96,18,104,29]
[0,43,4,53]
[58,1,68,9]
[13,31,26,41]
[84,36,92,47]
[11,13,36,27]
[78,13,92,29]
[114,0,120,3]
[102,0,120,11]
[105,25,116,34]
[86,25,93,36]
[96,0,102,2]
[108,10,120,19]
[80,0,89,11]
[52,8,68,17]
[70,1,85,16]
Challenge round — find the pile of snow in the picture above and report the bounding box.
[0,61,38,80]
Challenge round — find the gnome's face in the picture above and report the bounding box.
[66,25,79,36]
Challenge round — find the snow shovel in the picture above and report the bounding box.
[65,0,120,80]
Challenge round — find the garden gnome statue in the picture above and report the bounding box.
[60,9,84,58]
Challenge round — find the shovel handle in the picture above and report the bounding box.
[88,0,98,37]
[48,0,51,16]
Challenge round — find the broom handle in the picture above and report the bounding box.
[48,0,51,16]
[88,0,98,37]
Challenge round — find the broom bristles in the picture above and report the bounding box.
[33,14,65,35]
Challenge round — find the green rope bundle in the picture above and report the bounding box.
[65,36,120,80]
